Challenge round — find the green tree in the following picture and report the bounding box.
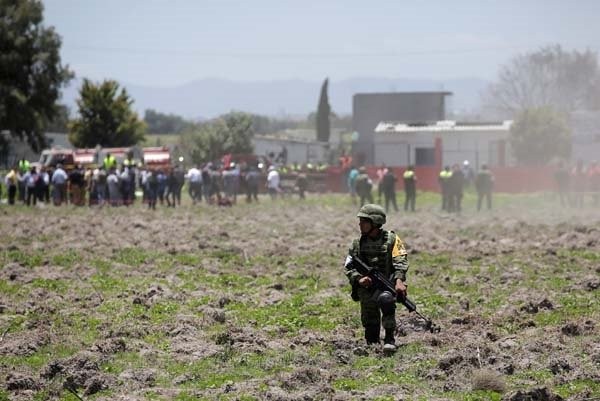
[69,79,146,147]
[46,104,70,132]
[0,0,73,151]
[179,112,254,165]
[484,45,600,117]
[510,107,571,165]
[250,114,300,135]
[308,110,351,131]
[143,109,192,134]
[316,78,331,142]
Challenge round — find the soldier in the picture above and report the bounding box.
[344,204,409,353]
[403,165,417,212]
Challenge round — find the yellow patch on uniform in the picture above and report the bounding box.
[391,236,407,257]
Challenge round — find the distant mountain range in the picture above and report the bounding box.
[61,77,490,120]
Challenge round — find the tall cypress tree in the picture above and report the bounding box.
[316,78,331,143]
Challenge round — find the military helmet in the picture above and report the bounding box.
[356,204,386,226]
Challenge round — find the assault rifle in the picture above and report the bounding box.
[352,255,440,333]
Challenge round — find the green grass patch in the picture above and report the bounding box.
[1,249,44,267]
[445,390,503,401]
[555,379,600,398]
[227,293,340,334]
[533,293,597,326]
[90,258,112,272]
[50,250,80,268]
[332,377,360,391]
[174,253,201,266]
[0,279,22,296]
[114,247,156,267]
[89,272,130,294]
[510,368,554,383]
[101,351,147,375]
[149,301,180,324]
[0,344,78,369]
[31,278,69,293]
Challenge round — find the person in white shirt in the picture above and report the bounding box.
[51,164,68,205]
[186,165,202,204]
[267,165,280,200]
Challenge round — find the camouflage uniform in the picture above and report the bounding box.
[344,204,409,345]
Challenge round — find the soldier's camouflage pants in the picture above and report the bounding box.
[357,287,396,329]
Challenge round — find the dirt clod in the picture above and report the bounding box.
[561,323,582,336]
[5,373,40,391]
[503,386,564,401]
[471,368,506,393]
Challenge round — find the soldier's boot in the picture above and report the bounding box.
[383,328,397,353]
[364,326,380,345]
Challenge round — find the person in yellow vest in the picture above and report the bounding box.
[17,158,30,202]
[103,153,117,170]
[403,165,417,212]
[438,166,453,212]
[18,158,30,174]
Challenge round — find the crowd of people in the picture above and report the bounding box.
[554,159,600,208]
[4,156,600,210]
[0,157,311,209]
[346,161,496,213]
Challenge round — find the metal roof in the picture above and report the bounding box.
[375,120,512,133]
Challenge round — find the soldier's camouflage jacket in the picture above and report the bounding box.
[344,230,409,300]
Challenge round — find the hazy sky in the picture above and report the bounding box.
[44,0,600,87]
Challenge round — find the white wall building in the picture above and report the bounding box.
[253,135,330,165]
[252,129,345,165]
[374,120,513,169]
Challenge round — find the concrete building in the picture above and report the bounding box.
[374,120,513,169]
[352,92,452,164]
[252,128,345,165]
[253,136,329,166]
